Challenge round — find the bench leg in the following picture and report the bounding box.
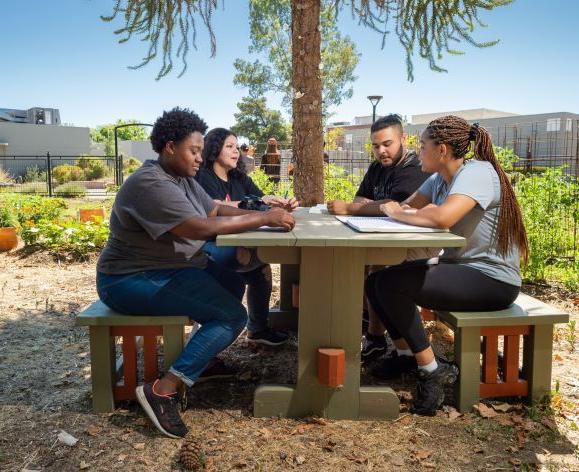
[523,324,554,404]
[163,324,185,371]
[454,326,480,413]
[89,326,115,413]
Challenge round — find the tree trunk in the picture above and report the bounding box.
[291,0,324,206]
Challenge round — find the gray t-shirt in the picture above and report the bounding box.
[417,159,521,286]
[97,160,217,274]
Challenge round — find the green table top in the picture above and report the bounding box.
[217,208,466,248]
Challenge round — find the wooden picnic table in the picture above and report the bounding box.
[217,209,466,420]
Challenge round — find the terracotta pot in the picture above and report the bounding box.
[79,208,105,223]
[0,227,18,252]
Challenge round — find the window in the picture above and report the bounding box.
[566,119,573,132]
[546,118,560,132]
[345,134,353,144]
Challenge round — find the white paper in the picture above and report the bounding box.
[335,216,448,233]
[308,204,328,214]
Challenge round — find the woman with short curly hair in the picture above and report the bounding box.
[96,108,295,439]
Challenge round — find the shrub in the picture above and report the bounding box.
[20,219,109,259]
[23,165,47,183]
[76,156,110,180]
[52,165,85,184]
[0,168,14,183]
[1,194,66,224]
[9,183,47,195]
[123,157,142,175]
[324,163,361,201]
[249,168,277,196]
[54,183,86,197]
[0,205,18,228]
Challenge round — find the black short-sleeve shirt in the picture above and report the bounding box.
[355,151,430,202]
[196,167,264,201]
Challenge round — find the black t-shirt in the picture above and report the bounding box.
[195,167,264,201]
[355,151,430,202]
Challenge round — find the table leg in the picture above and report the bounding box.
[254,246,401,419]
[268,264,299,331]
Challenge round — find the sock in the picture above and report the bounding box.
[396,348,413,357]
[418,358,438,373]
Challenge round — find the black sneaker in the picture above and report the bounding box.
[361,333,388,364]
[370,351,418,380]
[197,357,239,383]
[362,309,369,333]
[247,329,289,346]
[135,380,189,439]
[410,362,459,416]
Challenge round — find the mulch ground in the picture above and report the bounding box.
[0,250,578,471]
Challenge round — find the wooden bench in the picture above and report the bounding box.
[76,300,190,413]
[432,293,569,412]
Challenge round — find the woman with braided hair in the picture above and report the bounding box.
[365,115,529,416]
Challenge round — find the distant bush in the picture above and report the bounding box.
[77,156,110,180]
[54,182,86,197]
[52,165,85,184]
[249,168,277,196]
[23,165,47,183]
[123,157,142,175]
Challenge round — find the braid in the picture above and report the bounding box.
[425,115,529,262]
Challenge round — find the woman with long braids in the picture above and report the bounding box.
[365,115,529,416]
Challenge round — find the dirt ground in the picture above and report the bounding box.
[0,250,578,472]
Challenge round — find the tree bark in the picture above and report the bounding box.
[291,0,324,205]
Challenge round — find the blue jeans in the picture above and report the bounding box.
[96,261,247,387]
[202,242,272,333]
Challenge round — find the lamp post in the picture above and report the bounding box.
[367,95,383,123]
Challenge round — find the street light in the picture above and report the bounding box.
[367,95,383,123]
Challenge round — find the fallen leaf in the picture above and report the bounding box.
[474,447,485,454]
[294,455,306,465]
[447,409,462,421]
[553,353,564,361]
[141,457,153,466]
[133,442,145,450]
[506,446,518,453]
[258,428,272,439]
[345,453,368,464]
[390,456,405,466]
[414,449,433,460]
[119,433,130,441]
[117,454,127,462]
[491,402,514,413]
[309,417,328,426]
[423,462,437,469]
[290,424,314,435]
[541,418,557,431]
[516,431,527,449]
[58,430,79,447]
[85,424,101,437]
[509,458,522,466]
[494,415,514,426]
[572,297,579,306]
[234,461,248,468]
[79,460,90,470]
[475,403,497,418]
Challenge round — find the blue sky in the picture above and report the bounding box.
[2,0,578,130]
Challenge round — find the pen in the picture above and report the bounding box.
[283,189,289,199]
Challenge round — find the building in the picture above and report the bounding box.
[326,109,579,174]
[0,106,91,178]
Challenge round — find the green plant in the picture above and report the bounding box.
[52,165,85,184]
[123,157,142,175]
[21,219,109,259]
[0,168,14,183]
[54,183,87,197]
[77,157,109,180]
[324,163,361,201]
[249,168,277,196]
[0,205,18,228]
[22,165,47,183]
[0,194,66,224]
[566,320,577,353]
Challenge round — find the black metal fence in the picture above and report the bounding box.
[0,154,124,197]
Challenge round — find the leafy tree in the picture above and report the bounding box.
[324,127,344,150]
[231,96,290,146]
[90,120,150,156]
[233,0,359,116]
[101,0,512,205]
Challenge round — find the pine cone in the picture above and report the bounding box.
[179,437,206,471]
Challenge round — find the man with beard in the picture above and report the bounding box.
[328,114,432,365]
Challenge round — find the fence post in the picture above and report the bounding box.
[119,154,124,185]
[46,152,53,197]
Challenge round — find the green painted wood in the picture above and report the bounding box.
[436,294,569,327]
[89,326,116,413]
[76,301,190,326]
[454,326,481,413]
[254,385,296,417]
[163,325,185,371]
[358,386,400,419]
[523,324,554,403]
[217,228,296,247]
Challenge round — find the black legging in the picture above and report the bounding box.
[365,260,520,353]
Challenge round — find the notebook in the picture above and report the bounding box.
[335,216,448,233]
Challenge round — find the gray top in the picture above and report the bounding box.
[417,159,521,286]
[97,160,216,274]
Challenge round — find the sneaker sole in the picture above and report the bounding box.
[246,337,288,346]
[135,386,184,440]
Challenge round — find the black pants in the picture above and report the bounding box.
[365,261,520,353]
